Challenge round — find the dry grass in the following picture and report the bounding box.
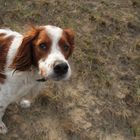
[0,0,140,139]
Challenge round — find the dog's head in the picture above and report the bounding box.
[11,25,75,81]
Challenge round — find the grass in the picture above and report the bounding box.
[0,0,140,140]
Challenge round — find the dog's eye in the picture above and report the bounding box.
[63,44,69,51]
[39,43,47,50]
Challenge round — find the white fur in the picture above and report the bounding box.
[20,99,31,108]
[0,25,71,134]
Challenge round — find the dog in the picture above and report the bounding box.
[0,25,74,134]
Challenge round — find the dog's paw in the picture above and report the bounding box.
[0,121,7,134]
[20,99,31,108]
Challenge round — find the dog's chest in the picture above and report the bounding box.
[0,70,43,102]
[9,71,41,92]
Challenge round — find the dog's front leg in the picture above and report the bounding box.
[0,109,8,134]
[0,95,10,134]
[19,83,45,109]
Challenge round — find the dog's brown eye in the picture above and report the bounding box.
[39,43,47,50]
[63,44,69,51]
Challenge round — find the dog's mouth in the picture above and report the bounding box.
[36,74,68,82]
[50,73,69,81]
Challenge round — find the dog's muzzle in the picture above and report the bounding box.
[36,61,70,82]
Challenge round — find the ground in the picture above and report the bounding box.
[0,0,140,140]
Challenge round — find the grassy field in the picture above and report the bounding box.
[0,0,140,139]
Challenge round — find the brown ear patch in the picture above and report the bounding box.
[58,29,75,59]
[0,34,14,83]
[10,27,42,71]
[64,29,75,45]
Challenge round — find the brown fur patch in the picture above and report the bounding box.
[0,34,14,83]
[11,27,52,71]
[32,29,52,64]
[59,29,75,59]
[10,27,41,71]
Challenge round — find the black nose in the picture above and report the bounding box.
[54,63,68,76]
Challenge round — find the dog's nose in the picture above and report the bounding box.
[54,63,68,75]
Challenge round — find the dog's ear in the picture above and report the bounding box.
[64,29,74,45]
[64,29,75,57]
[10,26,40,71]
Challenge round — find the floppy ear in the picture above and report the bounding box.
[64,29,75,57]
[64,29,74,45]
[10,27,40,71]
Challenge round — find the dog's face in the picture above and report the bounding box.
[11,25,74,81]
[35,25,74,81]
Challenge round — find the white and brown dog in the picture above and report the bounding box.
[0,25,74,134]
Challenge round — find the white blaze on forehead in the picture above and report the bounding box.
[45,25,63,43]
[44,25,65,59]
